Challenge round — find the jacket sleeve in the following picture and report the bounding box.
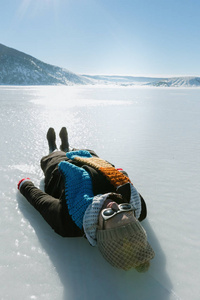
[19,181,59,209]
[19,180,84,237]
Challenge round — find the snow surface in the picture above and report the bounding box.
[0,86,200,300]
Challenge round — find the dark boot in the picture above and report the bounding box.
[46,128,57,153]
[59,127,69,152]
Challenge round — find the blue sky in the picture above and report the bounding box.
[1,0,200,76]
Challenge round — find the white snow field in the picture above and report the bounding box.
[0,85,200,300]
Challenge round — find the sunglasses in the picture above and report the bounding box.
[101,203,135,221]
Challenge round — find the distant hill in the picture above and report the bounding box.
[0,43,91,85]
[0,43,200,87]
[149,76,200,87]
[82,74,164,86]
[83,74,200,87]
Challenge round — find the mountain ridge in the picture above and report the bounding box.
[0,43,90,85]
[0,43,200,87]
[82,74,200,87]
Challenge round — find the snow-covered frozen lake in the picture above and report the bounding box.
[0,85,200,300]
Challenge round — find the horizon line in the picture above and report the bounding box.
[80,73,200,78]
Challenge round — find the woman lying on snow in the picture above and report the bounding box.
[17,127,155,272]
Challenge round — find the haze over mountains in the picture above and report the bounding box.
[0,43,200,87]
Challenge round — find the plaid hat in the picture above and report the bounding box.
[96,220,155,271]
